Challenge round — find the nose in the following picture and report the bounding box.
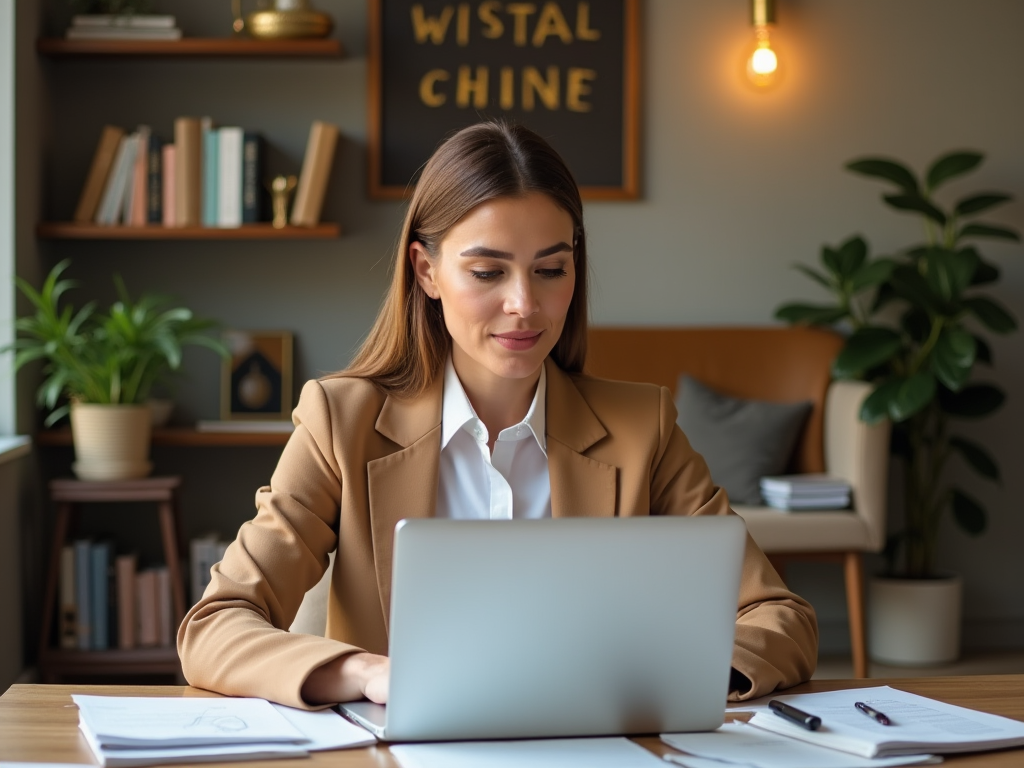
[503,272,540,317]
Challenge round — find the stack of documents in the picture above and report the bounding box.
[759,474,851,510]
[72,694,375,767]
[661,686,1024,768]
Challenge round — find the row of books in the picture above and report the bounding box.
[74,118,338,229]
[65,13,183,41]
[759,474,852,510]
[189,535,231,606]
[59,541,174,652]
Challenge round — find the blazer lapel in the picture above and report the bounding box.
[367,375,443,620]
[545,359,618,518]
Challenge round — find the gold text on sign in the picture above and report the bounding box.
[411,1,601,47]
[420,65,596,111]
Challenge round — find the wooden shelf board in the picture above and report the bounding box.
[37,222,340,240]
[37,37,344,57]
[36,427,292,447]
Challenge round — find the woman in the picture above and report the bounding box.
[178,120,817,709]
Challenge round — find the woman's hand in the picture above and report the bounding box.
[301,652,390,705]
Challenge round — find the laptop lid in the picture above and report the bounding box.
[374,516,746,742]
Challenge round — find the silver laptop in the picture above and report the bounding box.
[339,516,746,742]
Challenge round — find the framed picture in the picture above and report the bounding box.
[219,330,294,421]
[368,0,640,200]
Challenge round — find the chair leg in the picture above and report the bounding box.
[844,552,868,678]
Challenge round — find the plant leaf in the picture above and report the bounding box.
[883,194,947,225]
[900,307,931,344]
[846,158,919,193]
[832,327,903,378]
[954,193,1012,217]
[860,378,903,424]
[929,327,976,391]
[926,151,983,191]
[850,258,897,293]
[923,247,976,302]
[951,488,986,535]
[939,383,1005,418]
[774,303,848,326]
[959,223,1021,242]
[837,236,868,277]
[793,263,832,291]
[962,296,1018,334]
[889,265,942,313]
[949,436,1000,482]
[970,259,1000,286]
[972,334,993,365]
[890,371,937,422]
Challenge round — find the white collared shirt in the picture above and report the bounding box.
[436,356,551,520]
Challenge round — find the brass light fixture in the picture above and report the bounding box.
[746,0,779,88]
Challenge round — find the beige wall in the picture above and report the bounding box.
[15,0,1024,662]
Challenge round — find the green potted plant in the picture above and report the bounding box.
[6,259,227,481]
[775,150,1019,665]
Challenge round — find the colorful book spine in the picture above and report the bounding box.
[291,120,339,227]
[202,127,220,227]
[116,553,137,650]
[135,569,160,648]
[161,144,176,226]
[94,134,132,225]
[217,126,243,228]
[146,134,163,224]
[127,125,151,226]
[90,541,112,651]
[173,117,201,226]
[74,539,92,651]
[242,131,265,223]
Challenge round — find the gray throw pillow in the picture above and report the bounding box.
[675,375,812,506]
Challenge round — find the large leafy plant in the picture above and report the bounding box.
[6,260,227,426]
[776,151,1019,578]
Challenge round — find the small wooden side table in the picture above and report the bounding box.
[39,476,187,683]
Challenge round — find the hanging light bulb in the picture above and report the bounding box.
[746,0,779,88]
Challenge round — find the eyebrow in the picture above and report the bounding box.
[459,242,573,260]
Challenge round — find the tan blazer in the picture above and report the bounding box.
[178,358,818,709]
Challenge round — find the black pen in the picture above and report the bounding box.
[855,701,892,725]
[768,699,822,731]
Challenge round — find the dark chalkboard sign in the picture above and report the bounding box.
[368,0,640,200]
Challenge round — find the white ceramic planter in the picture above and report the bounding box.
[868,574,962,665]
[70,403,153,481]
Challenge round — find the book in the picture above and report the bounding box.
[290,120,338,227]
[135,568,159,648]
[90,540,113,650]
[145,133,163,224]
[242,131,265,223]
[760,474,852,496]
[155,566,173,647]
[195,420,294,433]
[74,539,92,650]
[115,553,137,649]
[762,493,851,510]
[58,544,77,649]
[94,134,135,225]
[66,27,183,40]
[72,14,177,28]
[161,143,176,226]
[747,685,1024,758]
[217,126,244,228]
[201,125,219,227]
[73,125,125,223]
[173,117,202,226]
[127,125,151,226]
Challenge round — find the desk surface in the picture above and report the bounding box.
[2,676,1024,767]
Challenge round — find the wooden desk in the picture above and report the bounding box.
[2,677,1023,767]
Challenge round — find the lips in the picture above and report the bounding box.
[493,330,542,351]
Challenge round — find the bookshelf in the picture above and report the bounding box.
[37,222,341,240]
[37,37,345,57]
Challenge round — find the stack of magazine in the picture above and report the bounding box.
[759,474,851,511]
[66,14,182,40]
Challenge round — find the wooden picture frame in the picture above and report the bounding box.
[368,0,641,200]
[219,330,294,421]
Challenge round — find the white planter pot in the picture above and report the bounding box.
[70,403,153,481]
[868,574,962,665]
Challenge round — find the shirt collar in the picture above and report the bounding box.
[440,356,547,455]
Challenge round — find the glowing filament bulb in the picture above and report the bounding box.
[747,25,779,86]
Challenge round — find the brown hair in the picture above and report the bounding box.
[340,120,589,398]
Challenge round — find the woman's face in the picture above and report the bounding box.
[411,192,576,388]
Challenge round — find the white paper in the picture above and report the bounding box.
[0,764,93,768]
[662,723,940,768]
[269,703,376,750]
[390,737,665,768]
[72,695,307,748]
[748,686,1024,757]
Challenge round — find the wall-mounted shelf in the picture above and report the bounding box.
[37,38,345,58]
[37,223,341,240]
[37,428,292,448]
